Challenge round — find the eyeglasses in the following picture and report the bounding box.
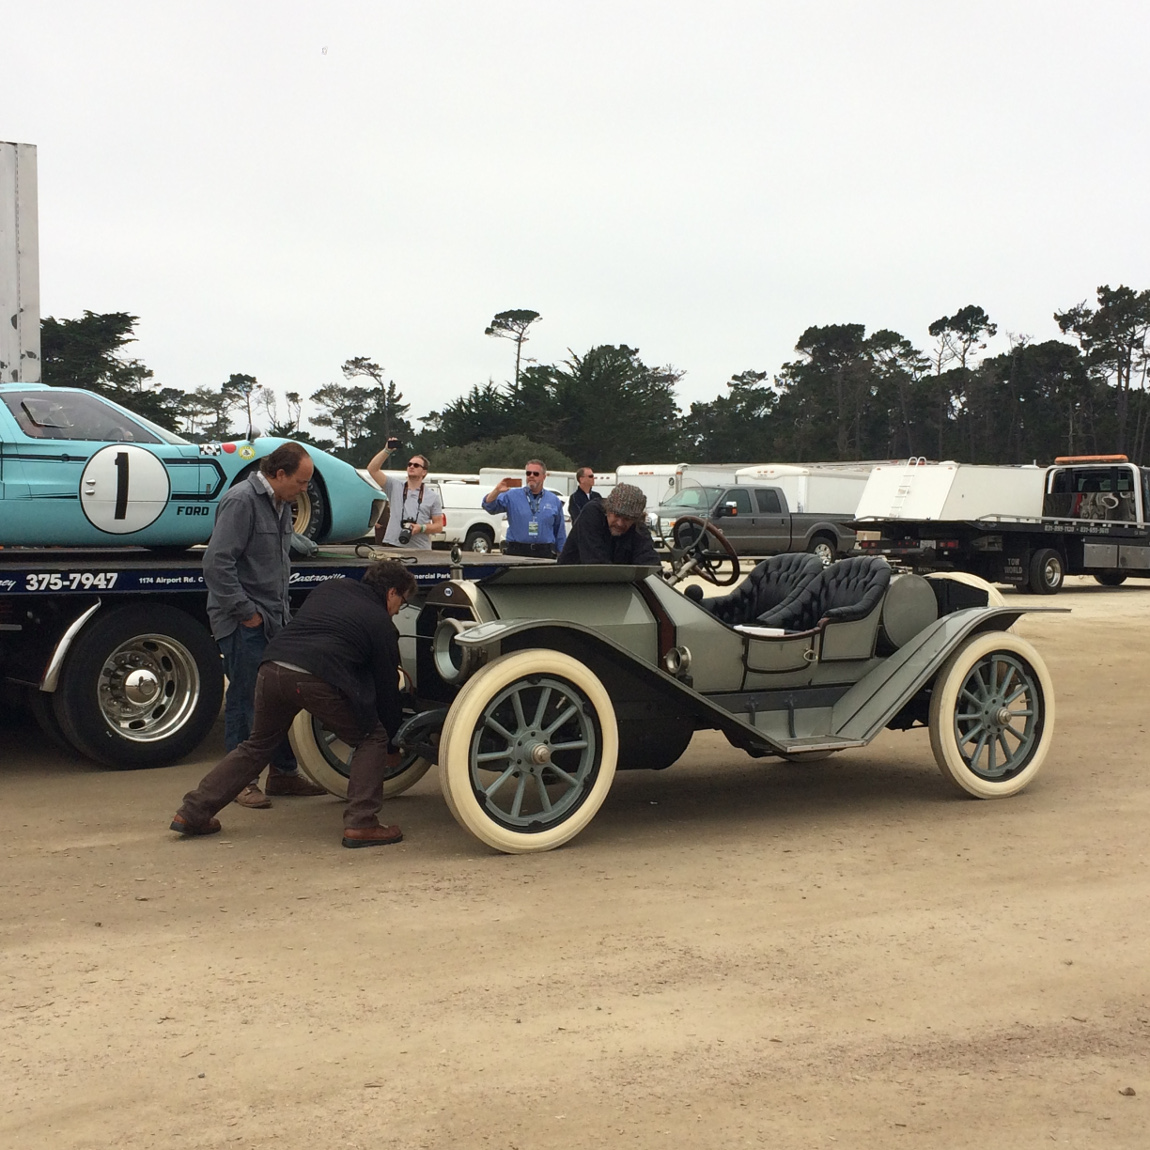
[525,469,542,476]
[407,461,426,469]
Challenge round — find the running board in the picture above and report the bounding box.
[771,735,869,754]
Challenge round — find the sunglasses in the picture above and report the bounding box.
[407,461,426,468]
[525,469,542,476]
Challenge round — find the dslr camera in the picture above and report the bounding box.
[397,519,415,545]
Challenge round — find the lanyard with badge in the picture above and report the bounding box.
[527,489,542,538]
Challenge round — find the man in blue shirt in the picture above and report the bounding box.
[483,459,567,558]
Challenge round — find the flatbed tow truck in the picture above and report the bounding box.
[0,545,517,768]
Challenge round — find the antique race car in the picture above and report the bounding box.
[0,382,385,546]
[290,526,1058,854]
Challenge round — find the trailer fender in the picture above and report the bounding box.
[39,600,102,691]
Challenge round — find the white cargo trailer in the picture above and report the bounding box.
[735,464,872,515]
[854,462,1046,522]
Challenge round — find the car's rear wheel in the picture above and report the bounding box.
[462,527,495,554]
[807,533,837,565]
[51,605,224,768]
[928,632,1053,798]
[291,477,328,541]
[1094,572,1127,587]
[289,710,433,798]
[438,650,618,853]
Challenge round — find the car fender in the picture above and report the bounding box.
[454,616,796,754]
[830,605,1066,742]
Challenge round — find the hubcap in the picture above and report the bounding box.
[953,652,1041,780]
[469,674,600,831]
[97,634,200,743]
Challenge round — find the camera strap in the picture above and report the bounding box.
[402,482,425,521]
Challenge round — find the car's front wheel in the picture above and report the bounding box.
[438,650,618,853]
[928,632,1054,798]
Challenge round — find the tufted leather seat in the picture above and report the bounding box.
[689,552,825,627]
[755,555,891,632]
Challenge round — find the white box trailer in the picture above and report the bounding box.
[734,464,872,515]
[616,463,743,505]
[854,462,1047,522]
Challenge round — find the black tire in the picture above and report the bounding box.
[808,533,837,565]
[462,527,495,554]
[25,686,73,753]
[617,722,694,771]
[51,605,224,768]
[1027,548,1064,595]
[1094,572,1127,587]
[291,476,327,541]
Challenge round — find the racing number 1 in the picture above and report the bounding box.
[114,451,129,520]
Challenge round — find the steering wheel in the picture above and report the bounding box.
[665,515,740,587]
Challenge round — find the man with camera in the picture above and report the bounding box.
[366,439,445,549]
[483,459,567,558]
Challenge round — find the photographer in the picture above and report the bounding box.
[366,440,445,549]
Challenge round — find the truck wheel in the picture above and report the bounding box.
[1094,572,1127,587]
[438,650,618,853]
[1027,548,1064,595]
[289,710,433,798]
[51,605,224,768]
[462,527,494,554]
[928,632,1054,798]
[808,534,837,565]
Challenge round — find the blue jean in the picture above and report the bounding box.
[218,624,297,773]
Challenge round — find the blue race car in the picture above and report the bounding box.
[0,383,385,546]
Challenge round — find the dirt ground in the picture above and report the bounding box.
[2,576,1148,1149]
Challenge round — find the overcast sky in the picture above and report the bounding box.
[5,1,1149,429]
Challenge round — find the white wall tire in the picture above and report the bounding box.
[438,650,618,853]
[928,632,1054,798]
[289,710,433,798]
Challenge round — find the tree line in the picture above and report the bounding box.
[36,289,1150,472]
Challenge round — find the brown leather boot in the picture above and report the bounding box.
[341,824,403,849]
[265,771,327,797]
[234,783,272,809]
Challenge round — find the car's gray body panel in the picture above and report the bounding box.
[453,566,1049,755]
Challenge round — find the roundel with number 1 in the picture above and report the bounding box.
[79,445,172,534]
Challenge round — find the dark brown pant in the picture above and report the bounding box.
[178,662,392,830]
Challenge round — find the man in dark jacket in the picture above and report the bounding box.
[557,483,661,567]
[567,467,603,521]
[170,560,418,849]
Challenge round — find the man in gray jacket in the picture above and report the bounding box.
[202,442,325,806]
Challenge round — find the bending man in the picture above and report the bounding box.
[170,560,418,849]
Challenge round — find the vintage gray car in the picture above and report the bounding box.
[289,530,1057,855]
